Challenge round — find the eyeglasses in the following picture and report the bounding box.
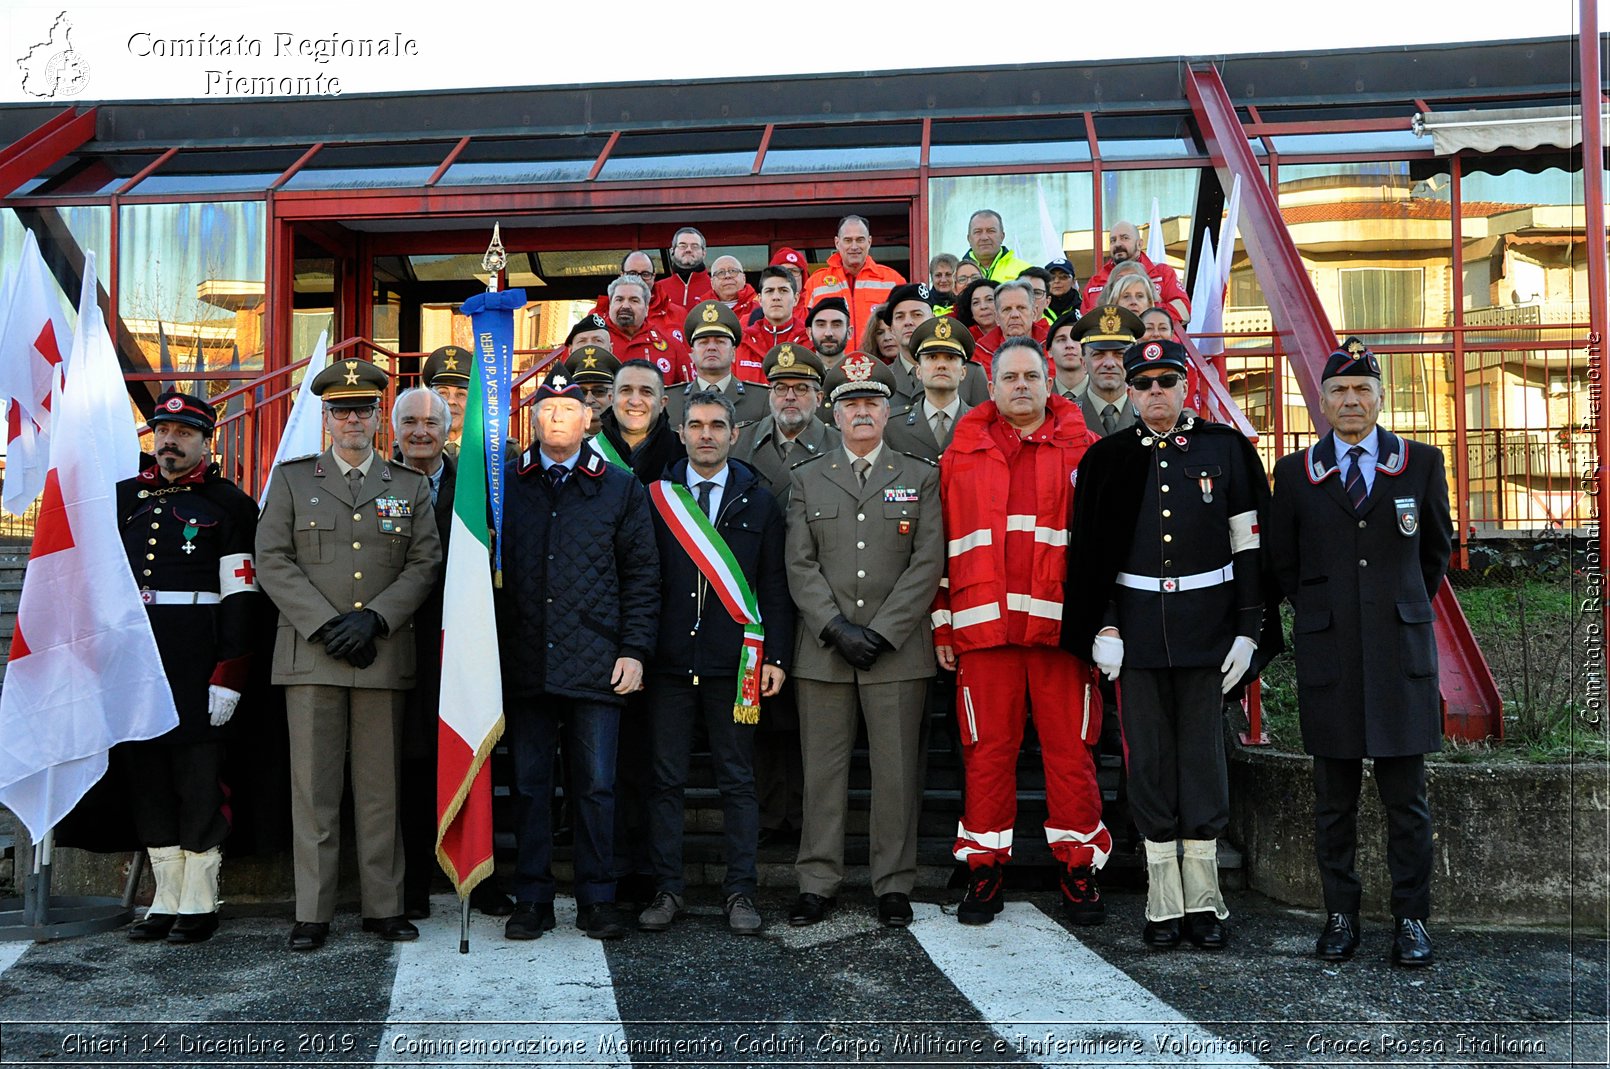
[329,405,378,420]
[770,382,817,396]
[711,268,744,278]
[1129,373,1183,391]
[580,385,612,400]
[626,269,655,280]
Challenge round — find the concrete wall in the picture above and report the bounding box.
[1229,749,1609,929]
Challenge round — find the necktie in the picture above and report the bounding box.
[547,465,568,492]
[1344,445,1368,511]
[695,479,716,518]
[931,410,951,447]
[1101,404,1118,436]
[346,467,363,500]
[853,457,871,488]
[778,436,796,461]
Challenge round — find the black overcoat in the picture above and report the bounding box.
[1267,429,1453,759]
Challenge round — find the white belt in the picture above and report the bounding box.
[1115,564,1234,594]
[140,590,220,606]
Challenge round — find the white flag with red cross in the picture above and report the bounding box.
[0,229,70,516]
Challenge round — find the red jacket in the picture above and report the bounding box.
[737,317,810,383]
[1081,253,1191,321]
[591,291,686,345]
[933,395,1097,653]
[607,318,691,382]
[801,254,904,340]
[972,319,1050,379]
[725,285,759,327]
[655,270,712,310]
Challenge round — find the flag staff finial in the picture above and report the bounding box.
[482,224,505,294]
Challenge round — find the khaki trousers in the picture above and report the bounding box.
[286,685,405,922]
[794,678,928,897]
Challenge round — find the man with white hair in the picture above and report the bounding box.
[606,273,690,383]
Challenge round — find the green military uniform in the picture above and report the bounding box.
[422,345,472,457]
[256,359,442,933]
[667,300,770,428]
[1072,306,1145,437]
[734,342,841,511]
[785,353,944,901]
[883,316,978,463]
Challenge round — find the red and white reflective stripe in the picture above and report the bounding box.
[947,528,992,556]
[1005,514,1068,546]
[1229,510,1260,554]
[219,553,256,598]
[1005,593,1063,621]
[931,608,952,629]
[957,822,1013,850]
[1047,823,1112,869]
[952,603,1002,630]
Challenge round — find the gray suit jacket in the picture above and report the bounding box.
[785,448,943,684]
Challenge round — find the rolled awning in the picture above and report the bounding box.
[1412,105,1610,155]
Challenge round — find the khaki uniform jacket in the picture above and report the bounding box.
[785,448,943,684]
[889,355,989,411]
[735,414,841,510]
[257,448,442,689]
[1079,391,1140,437]
[882,397,971,464]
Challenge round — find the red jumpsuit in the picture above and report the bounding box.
[933,397,1110,870]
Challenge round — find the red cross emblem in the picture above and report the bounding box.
[234,559,257,586]
[1162,578,1178,592]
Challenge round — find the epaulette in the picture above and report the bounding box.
[789,451,828,471]
[898,450,938,467]
[279,452,319,464]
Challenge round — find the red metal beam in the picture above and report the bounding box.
[751,124,773,176]
[270,142,323,191]
[114,146,177,195]
[0,107,97,198]
[1581,0,1610,650]
[426,136,471,187]
[587,131,620,182]
[1186,63,1502,742]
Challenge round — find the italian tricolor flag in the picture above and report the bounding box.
[435,365,502,895]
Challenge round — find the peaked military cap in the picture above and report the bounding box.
[313,358,389,407]
[1068,305,1145,351]
[422,345,471,387]
[148,390,216,435]
[822,351,897,405]
[1321,336,1383,381]
[685,299,742,344]
[763,343,825,382]
[909,315,975,360]
[1122,338,1190,379]
[564,343,621,384]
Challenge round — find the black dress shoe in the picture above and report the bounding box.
[788,892,836,926]
[167,913,219,944]
[877,892,914,927]
[1390,917,1433,967]
[576,902,628,940]
[470,884,516,917]
[128,913,176,942]
[361,915,420,942]
[1142,918,1183,948]
[288,921,329,951]
[1315,912,1361,961]
[504,901,556,940]
[1183,911,1227,950]
[613,873,657,909]
[403,901,431,920]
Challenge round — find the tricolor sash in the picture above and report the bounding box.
[647,480,764,724]
[592,433,631,472]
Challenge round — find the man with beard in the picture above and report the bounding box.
[117,390,261,945]
[802,215,905,339]
[1073,306,1146,437]
[883,317,974,464]
[655,226,713,309]
[606,273,689,384]
[739,267,810,382]
[734,343,838,851]
[588,252,688,345]
[667,300,769,428]
[595,359,687,482]
[806,297,852,372]
[1081,220,1190,322]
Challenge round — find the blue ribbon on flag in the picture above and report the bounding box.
[460,288,525,575]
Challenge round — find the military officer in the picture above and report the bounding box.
[882,283,989,411]
[1065,339,1273,952]
[115,390,261,944]
[1267,338,1452,968]
[565,342,622,437]
[1072,306,1145,437]
[733,342,840,849]
[667,300,769,429]
[422,344,472,455]
[883,317,974,463]
[784,353,944,929]
[256,358,442,951]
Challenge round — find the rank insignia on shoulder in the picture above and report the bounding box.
[885,487,920,503]
[584,453,604,475]
[375,496,412,518]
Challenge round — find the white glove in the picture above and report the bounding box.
[1092,632,1124,682]
[208,685,242,727]
[1219,636,1258,695]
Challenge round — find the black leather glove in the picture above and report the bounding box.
[346,639,378,670]
[322,610,382,660]
[821,615,881,671]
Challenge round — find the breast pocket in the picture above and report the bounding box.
[882,502,916,553]
[293,511,336,564]
[806,500,839,554]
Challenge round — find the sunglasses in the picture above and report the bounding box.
[1129,372,1183,391]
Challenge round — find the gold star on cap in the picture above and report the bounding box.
[343,361,360,385]
[443,351,461,370]
[581,348,599,368]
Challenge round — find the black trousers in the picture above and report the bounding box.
[1116,666,1228,842]
[1313,754,1432,919]
[113,739,229,852]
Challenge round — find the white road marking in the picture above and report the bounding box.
[909,902,1268,1066]
[0,941,28,976]
[375,895,628,1066]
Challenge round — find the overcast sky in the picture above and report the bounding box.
[0,1,1594,105]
